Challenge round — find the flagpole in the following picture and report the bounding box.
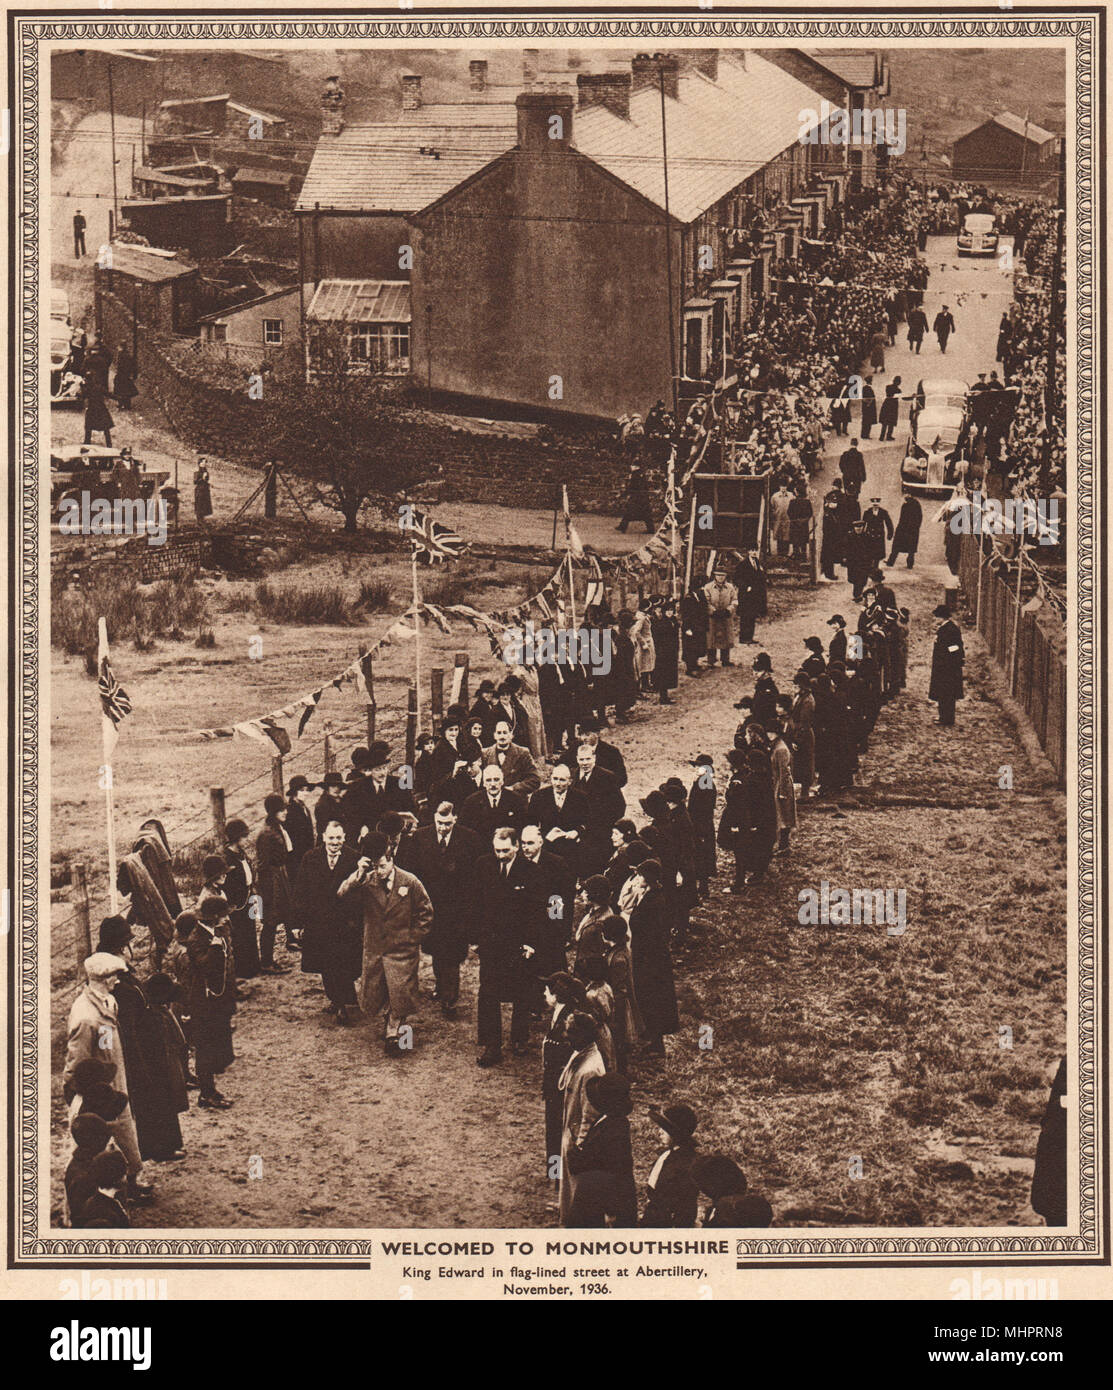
[566,548,578,634]
[668,449,680,600]
[411,546,422,737]
[98,618,119,914]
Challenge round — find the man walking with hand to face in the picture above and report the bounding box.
[339,830,433,1056]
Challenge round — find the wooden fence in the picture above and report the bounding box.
[957,530,1067,787]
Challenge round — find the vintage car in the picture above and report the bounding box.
[50,444,170,522]
[50,329,83,406]
[910,377,970,431]
[901,405,970,495]
[957,212,999,257]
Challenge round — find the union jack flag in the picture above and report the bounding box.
[97,619,131,758]
[399,504,466,565]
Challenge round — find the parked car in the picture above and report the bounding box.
[901,405,969,495]
[50,444,170,521]
[957,212,999,257]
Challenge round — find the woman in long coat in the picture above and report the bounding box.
[679,587,708,675]
[624,860,679,1054]
[185,902,236,1108]
[787,672,816,795]
[629,609,656,693]
[113,346,138,409]
[255,794,294,971]
[769,723,797,850]
[565,1074,638,1228]
[95,917,188,1160]
[717,748,777,888]
[558,1012,607,1222]
[868,327,888,373]
[649,601,679,704]
[542,975,577,1178]
[193,460,214,523]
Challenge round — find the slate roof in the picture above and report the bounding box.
[969,112,1058,146]
[803,52,882,89]
[298,51,826,225]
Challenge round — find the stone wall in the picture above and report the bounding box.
[104,291,648,513]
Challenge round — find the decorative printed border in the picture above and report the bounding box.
[12,11,1100,1265]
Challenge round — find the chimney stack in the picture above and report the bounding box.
[321,74,346,135]
[632,52,680,100]
[577,72,632,120]
[523,48,540,89]
[469,59,488,92]
[516,91,573,152]
[694,50,719,83]
[401,73,422,111]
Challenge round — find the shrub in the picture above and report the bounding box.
[253,581,353,626]
[51,572,209,657]
[357,578,392,612]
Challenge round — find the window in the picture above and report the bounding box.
[211,323,228,343]
[263,318,283,346]
[348,322,411,374]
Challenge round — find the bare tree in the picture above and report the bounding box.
[260,323,422,532]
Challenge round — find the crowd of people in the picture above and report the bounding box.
[61,172,1047,1232]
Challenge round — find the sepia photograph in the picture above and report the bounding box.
[4,3,1104,1318]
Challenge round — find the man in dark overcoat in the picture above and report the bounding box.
[929,604,965,726]
[295,820,361,1023]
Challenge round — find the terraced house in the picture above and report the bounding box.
[295,48,886,419]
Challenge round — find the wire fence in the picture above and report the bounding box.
[958,530,1067,787]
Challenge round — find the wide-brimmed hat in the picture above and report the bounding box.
[639,790,669,818]
[659,778,687,802]
[648,1103,698,1141]
[288,775,315,795]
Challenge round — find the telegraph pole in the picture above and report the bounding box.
[107,59,120,233]
[659,65,678,420]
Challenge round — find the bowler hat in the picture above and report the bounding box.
[367,741,391,768]
[320,772,345,789]
[689,753,714,768]
[827,614,846,628]
[648,1103,698,1141]
[96,915,131,951]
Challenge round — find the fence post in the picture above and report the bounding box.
[431,667,444,726]
[451,652,469,707]
[405,682,418,771]
[73,862,92,982]
[209,787,226,842]
[271,754,284,795]
[323,720,335,775]
[1010,545,1025,695]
